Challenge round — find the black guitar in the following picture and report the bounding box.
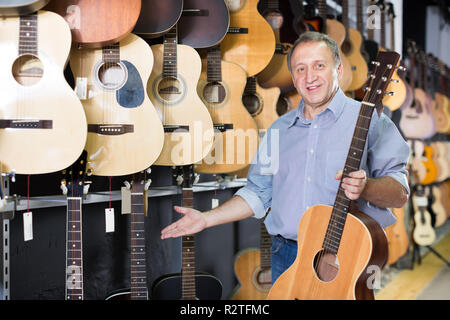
[152,165,222,300]
[61,150,89,300]
[105,169,152,300]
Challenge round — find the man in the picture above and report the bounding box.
[161,32,410,283]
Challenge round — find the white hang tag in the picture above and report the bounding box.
[75,77,88,100]
[23,211,33,242]
[415,196,428,207]
[212,198,219,209]
[105,208,115,233]
[121,186,131,214]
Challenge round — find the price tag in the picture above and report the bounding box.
[23,211,33,242]
[121,186,131,214]
[75,77,88,100]
[105,208,115,233]
[212,198,219,209]
[415,196,428,207]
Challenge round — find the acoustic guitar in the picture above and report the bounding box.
[444,66,450,134]
[0,0,49,16]
[70,33,164,176]
[267,51,399,300]
[340,0,368,92]
[428,184,447,228]
[61,150,89,300]
[276,89,301,116]
[220,0,276,77]
[257,0,295,93]
[152,165,223,300]
[195,46,259,174]
[230,220,272,300]
[106,170,152,300]
[147,25,214,166]
[133,0,183,39]
[177,0,230,49]
[412,186,436,247]
[0,11,87,175]
[385,207,408,265]
[44,0,141,48]
[429,55,449,134]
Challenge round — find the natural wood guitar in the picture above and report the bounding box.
[0,11,87,175]
[220,0,276,77]
[0,0,49,16]
[429,56,449,134]
[385,207,409,265]
[44,0,141,48]
[147,25,214,166]
[195,46,259,174]
[267,51,399,300]
[70,33,164,176]
[428,184,447,228]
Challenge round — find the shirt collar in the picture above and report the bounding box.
[288,88,347,128]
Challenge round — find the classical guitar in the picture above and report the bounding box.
[428,184,447,228]
[152,165,223,300]
[340,0,368,92]
[44,0,141,48]
[0,11,87,175]
[147,25,214,166]
[70,33,164,176]
[257,0,295,93]
[220,0,276,77]
[106,170,152,300]
[385,207,409,265]
[436,60,450,133]
[133,0,183,39]
[428,55,449,134]
[195,46,259,174]
[0,0,49,16]
[177,0,230,48]
[61,150,89,300]
[412,185,436,247]
[267,51,399,300]
[230,220,272,300]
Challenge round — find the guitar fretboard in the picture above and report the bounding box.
[244,77,257,95]
[66,197,83,300]
[356,0,363,35]
[322,103,375,254]
[163,26,178,78]
[102,43,120,64]
[207,46,222,83]
[19,14,38,55]
[181,188,196,300]
[317,0,328,33]
[260,221,271,269]
[266,0,280,11]
[130,183,148,300]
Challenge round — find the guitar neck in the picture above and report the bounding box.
[19,13,38,55]
[317,0,328,33]
[207,46,222,83]
[130,183,148,300]
[380,6,386,48]
[102,43,120,63]
[341,0,349,30]
[356,0,363,36]
[181,188,196,300]
[65,196,83,300]
[244,76,257,95]
[163,25,178,78]
[260,221,271,269]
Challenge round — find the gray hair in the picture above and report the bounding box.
[287,31,341,74]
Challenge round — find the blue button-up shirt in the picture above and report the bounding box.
[235,88,410,241]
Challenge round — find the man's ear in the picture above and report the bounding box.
[337,61,343,80]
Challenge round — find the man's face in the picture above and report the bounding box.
[290,41,342,111]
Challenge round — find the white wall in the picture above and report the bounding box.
[426,5,450,66]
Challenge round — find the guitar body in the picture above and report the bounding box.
[435,142,449,181]
[133,0,183,39]
[230,248,272,300]
[382,68,407,111]
[399,89,436,139]
[0,0,49,16]
[325,19,352,92]
[70,33,164,176]
[276,90,302,116]
[195,59,259,174]
[221,0,276,77]
[341,28,368,91]
[385,207,409,265]
[257,42,293,93]
[0,11,87,174]
[152,272,223,300]
[413,210,436,246]
[267,205,388,300]
[147,44,214,166]
[399,66,414,111]
[44,0,141,47]
[244,81,280,132]
[421,145,437,185]
[178,0,230,48]
[429,185,447,227]
[432,92,449,133]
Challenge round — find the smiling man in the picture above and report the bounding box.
[160,31,410,284]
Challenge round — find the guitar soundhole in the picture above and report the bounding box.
[243,93,262,116]
[96,62,127,90]
[264,11,284,30]
[203,82,226,105]
[313,250,339,282]
[276,96,289,116]
[341,39,353,56]
[12,54,44,86]
[158,76,183,102]
[252,266,272,292]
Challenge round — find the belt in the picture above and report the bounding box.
[276,234,297,245]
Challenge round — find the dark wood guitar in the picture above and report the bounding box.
[230,220,272,300]
[61,150,89,300]
[45,0,141,48]
[0,0,49,16]
[267,51,399,300]
[106,170,152,300]
[177,0,230,48]
[133,0,183,39]
[152,165,223,300]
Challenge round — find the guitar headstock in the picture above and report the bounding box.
[386,2,395,20]
[173,165,199,189]
[61,150,89,197]
[364,51,400,112]
[130,168,152,193]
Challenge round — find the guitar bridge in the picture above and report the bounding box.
[88,124,134,135]
[0,119,52,129]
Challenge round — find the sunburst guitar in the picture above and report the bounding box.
[70,33,164,176]
[0,11,87,175]
[195,46,258,174]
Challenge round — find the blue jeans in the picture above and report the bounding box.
[271,235,297,284]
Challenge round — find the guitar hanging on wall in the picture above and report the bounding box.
[0,11,87,175]
[267,51,400,300]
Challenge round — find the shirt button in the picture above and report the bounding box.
[313,125,318,129]
[310,149,314,154]
[307,177,311,182]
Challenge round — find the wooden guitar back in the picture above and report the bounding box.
[385,207,408,265]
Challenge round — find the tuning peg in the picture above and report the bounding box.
[124,180,131,190]
[397,65,406,71]
[371,61,380,66]
[390,79,400,83]
[194,173,200,185]
[83,184,90,195]
[176,175,184,185]
[146,168,152,174]
[385,91,395,96]
[60,183,68,195]
[145,179,152,191]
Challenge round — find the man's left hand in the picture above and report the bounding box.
[335,169,367,200]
